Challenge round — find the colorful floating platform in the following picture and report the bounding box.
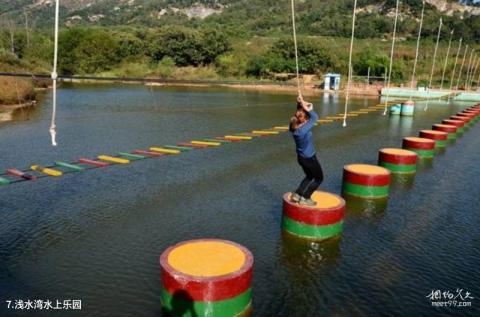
[282,191,345,240]
[378,148,417,174]
[160,239,253,317]
[342,164,391,199]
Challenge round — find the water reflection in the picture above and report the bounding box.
[0,103,37,124]
[281,231,341,271]
[416,157,434,170]
[343,193,389,219]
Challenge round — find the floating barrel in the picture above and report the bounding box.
[442,119,465,134]
[460,111,479,123]
[401,100,415,116]
[6,168,37,181]
[378,148,417,174]
[402,137,435,159]
[98,155,130,164]
[450,115,472,128]
[282,191,345,240]
[55,161,85,172]
[31,165,63,177]
[177,142,208,149]
[342,164,391,199]
[389,104,401,115]
[419,130,448,148]
[150,147,181,154]
[160,239,253,317]
[433,124,458,140]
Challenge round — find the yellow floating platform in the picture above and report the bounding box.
[252,130,279,135]
[191,141,221,146]
[31,165,63,177]
[326,116,344,120]
[225,135,252,140]
[98,155,130,164]
[150,147,181,154]
[317,119,334,123]
[273,126,289,131]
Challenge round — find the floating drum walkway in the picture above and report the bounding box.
[402,137,435,159]
[419,130,448,148]
[282,191,345,240]
[401,100,415,116]
[342,164,391,199]
[378,148,417,174]
[450,116,472,129]
[160,239,253,317]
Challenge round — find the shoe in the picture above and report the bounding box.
[299,197,317,207]
[290,193,301,203]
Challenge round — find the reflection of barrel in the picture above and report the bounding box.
[378,148,417,174]
[419,130,448,148]
[442,119,465,134]
[450,115,472,128]
[389,104,401,115]
[160,239,253,317]
[433,124,458,140]
[282,191,345,240]
[342,164,391,199]
[402,137,435,159]
[401,100,415,116]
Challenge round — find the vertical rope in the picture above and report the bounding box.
[290,0,300,94]
[449,39,462,94]
[49,0,60,146]
[342,0,358,128]
[440,30,454,90]
[383,0,400,116]
[468,57,479,90]
[425,18,442,111]
[465,51,475,91]
[410,0,425,99]
[455,45,469,93]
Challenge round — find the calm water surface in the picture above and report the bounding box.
[0,84,479,317]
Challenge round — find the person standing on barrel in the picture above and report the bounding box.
[289,95,324,206]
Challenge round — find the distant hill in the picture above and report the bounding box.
[2,1,480,44]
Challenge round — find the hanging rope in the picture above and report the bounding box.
[49,0,60,147]
[455,45,469,93]
[425,18,443,111]
[448,39,462,95]
[468,57,479,90]
[465,51,475,91]
[383,0,400,116]
[290,0,301,94]
[342,0,358,128]
[409,0,425,101]
[440,30,454,90]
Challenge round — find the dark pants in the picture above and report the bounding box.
[295,155,324,199]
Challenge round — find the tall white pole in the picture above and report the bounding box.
[343,0,358,128]
[449,39,462,93]
[409,0,425,100]
[50,0,60,146]
[440,30,454,90]
[384,0,400,115]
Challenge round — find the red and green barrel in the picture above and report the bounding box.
[442,119,466,135]
[450,115,473,129]
[433,124,458,140]
[342,164,391,199]
[402,137,435,159]
[160,239,253,317]
[378,148,417,174]
[282,191,345,240]
[419,130,448,148]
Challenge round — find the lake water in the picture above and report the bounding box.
[0,84,479,317]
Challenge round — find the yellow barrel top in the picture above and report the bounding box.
[434,124,456,128]
[168,241,246,277]
[346,164,389,175]
[311,191,342,208]
[404,137,434,143]
[421,130,447,135]
[380,148,416,156]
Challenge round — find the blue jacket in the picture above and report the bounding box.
[292,109,318,158]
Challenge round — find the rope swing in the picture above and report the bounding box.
[449,39,462,95]
[49,0,60,146]
[440,30,454,90]
[290,0,301,95]
[455,44,469,93]
[409,0,425,101]
[383,0,400,116]
[342,0,358,128]
[425,18,443,111]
